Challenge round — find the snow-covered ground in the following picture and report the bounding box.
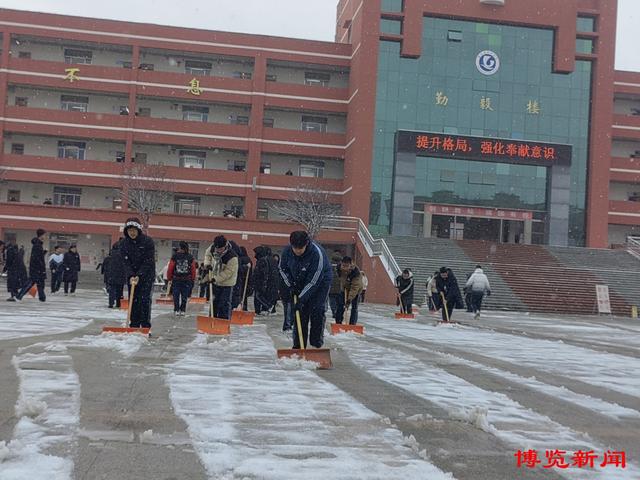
[0,292,637,479]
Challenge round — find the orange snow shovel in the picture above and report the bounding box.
[277,295,332,369]
[156,280,173,305]
[196,282,231,335]
[395,293,415,319]
[331,290,364,335]
[231,266,255,325]
[27,284,38,298]
[103,280,150,335]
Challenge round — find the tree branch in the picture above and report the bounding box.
[118,163,176,227]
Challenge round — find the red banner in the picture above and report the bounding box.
[424,204,534,220]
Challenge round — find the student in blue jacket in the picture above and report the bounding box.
[278,231,332,349]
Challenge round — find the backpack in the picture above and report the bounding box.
[175,256,191,277]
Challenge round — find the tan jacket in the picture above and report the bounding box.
[338,265,363,303]
[204,243,238,287]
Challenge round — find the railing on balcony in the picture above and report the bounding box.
[626,236,640,260]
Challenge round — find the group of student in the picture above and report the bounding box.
[2,229,81,302]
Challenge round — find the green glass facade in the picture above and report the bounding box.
[369,18,593,246]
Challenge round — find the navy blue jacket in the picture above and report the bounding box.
[279,241,332,307]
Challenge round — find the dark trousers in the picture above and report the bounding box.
[51,269,63,293]
[18,278,46,301]
[130,279,153,328]
[336,295,359,325]
[64,281,77,294]
[328,293,341,319]
[442,300,455,322]
[199,282,209,299]
[400,294,412,314]
[292,282,330,349]
[108,283,124,308]
[471,291,484,313]
[282,301,293,331]
[214,285,233,320]
[432,293,441,311]
[254,292,273,314]
[173,280,191,312]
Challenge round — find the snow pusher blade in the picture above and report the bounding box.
[395,313,415,319]
[330,323,364,335]
[276,348,333,369]
[155,296,173,305]
[196,315,231,335]
[190,297,207,304]
[101,326,150,335]
[231,310,255,325]
[119,299,129,310]
[28,285,37,298]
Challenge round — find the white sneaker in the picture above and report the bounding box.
[474,312,480,320]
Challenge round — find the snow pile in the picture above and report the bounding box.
[449,407,495,434]
[140,430,154,443]
[276,355,320,370]
[15,397,47,419]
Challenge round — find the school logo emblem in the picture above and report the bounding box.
[476,50,500,76]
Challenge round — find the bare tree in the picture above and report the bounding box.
[271,183,341,239]
[118,163,176,228]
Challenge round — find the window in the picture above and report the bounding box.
[229,115,249,125]
[305,71,331,87]
[185,60,212,76]
[440,170,455,182]
[15,97,28,107]
[115,151,125,162]
[11,143,24,155]
[7,190,20,202]
[18,51,31,59]
[232,71,252,80]
[139,63,155,71]
[182,105,209,122]
[171,241,199,260]
[133,152,147,164]
[260,161,271,174]
[266,74,277,82]
[49,234,78,252]
[380,19,402,35]
[448,30,463,42]
[137,107,151,117]
[57,141,86,160]
[263,117,275,128]
[301,115,328,133]
[60,95,89,112]
[468,172,497,185]
[179,150,206,169]
[117,60,132,69]
[64,48,92,64]
[228,160,246,172]
[577,16,596,32]
[257,206,268,220]
[174,196,201,216]
[299,160,325,178]
[53,186,82,207]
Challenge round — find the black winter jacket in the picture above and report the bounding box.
[62,251,81,282]
[253,246,278,305]
[5,244,28,292]
[435,269,464,308]
[104,245,127,285]
[121,232,156,282]
[28,237,47,282]
[395,272,415,299]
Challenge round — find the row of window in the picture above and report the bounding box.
[13,95,332,132]
[9,141,329,177]
[17,48,335,86]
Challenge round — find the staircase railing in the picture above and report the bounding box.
[627,236,640,260]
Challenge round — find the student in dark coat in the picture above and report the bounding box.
[62,245,81,295]
[167,241,197,316]
[435,267,464,322]
[120,218,156,328]
[395,269,415,314]
[279,231,332,349]
[233,246,253,311]
[12,229,48,302]
[104,241,127,308]
[253,246,278,314]
[5,243,28,300]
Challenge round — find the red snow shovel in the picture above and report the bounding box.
[395,294,415,319]
[331,290,364,335]
[102,281,150,335]
[27,284,38,298]
[231,267,255,325]
[156,280,173,305]
[277,295,332,369]
[196,282,231,335]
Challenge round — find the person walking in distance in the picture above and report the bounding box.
[278,231,332,350]
[62,244,81,295]
[426,271,440,312]
[5,241,27,301]
[11,229,48,302]
[360,270,368,303]
[436,267,464,322]
[465,265,491,320]
[327,251,343,319]
[204,235,238,320]
[395,269,414,314]
[48,245,64,294]
[104,241,127,308]
[120,218,156,329]
[233,246,252,311]
[167,241,197,316]
[335,256,363,325]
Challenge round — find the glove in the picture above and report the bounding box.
[205,265,213,271]
[487,290,491,296]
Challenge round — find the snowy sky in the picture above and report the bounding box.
[0,0,638,71]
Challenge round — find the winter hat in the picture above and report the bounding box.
[213,235,227,249]
[179,241,189,252]
[36,228,46,238]
[124,217,143,233]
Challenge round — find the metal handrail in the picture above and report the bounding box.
[627,236,640,261]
